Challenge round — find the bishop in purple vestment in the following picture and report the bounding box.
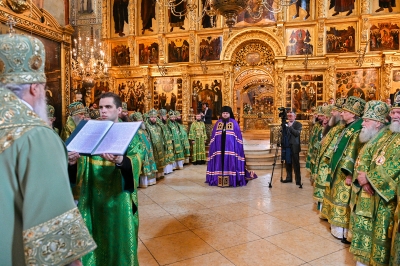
[206,106,257,187]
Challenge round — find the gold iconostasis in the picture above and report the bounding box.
[1,0,400,126]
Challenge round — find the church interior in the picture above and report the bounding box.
[1,0,399,265]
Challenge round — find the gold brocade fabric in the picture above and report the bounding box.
[305,123,322,174]
[321,123,362,228]
[23,208,97,265]
[0,87,47,154]
[349,127,400,266]
[188,121,207,162]
[313,124,345,202]
[60,116,76,141]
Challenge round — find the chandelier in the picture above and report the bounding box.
[157,0,298,30]
[71,35,108,90]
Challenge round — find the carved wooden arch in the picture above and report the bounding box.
[234,68,275,95]
[220,28,284,61]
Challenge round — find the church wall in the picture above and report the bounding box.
[65,0,400,122]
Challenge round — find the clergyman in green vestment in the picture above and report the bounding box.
[321,96,366,243]
[60,101,88,141]
[176,111,191,164]
[168,110,185,169]
[0,33,96,265]
[68,92,145,266]
[189,113,207,164]
[305,106,324,180]
[348,100,393,266]
[312,98,346,212]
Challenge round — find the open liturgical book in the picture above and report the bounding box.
[65,120,142,155]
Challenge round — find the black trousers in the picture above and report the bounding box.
[285,151,301,184]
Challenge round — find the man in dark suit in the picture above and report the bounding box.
[201,103,213,143]
[281,109,303,188]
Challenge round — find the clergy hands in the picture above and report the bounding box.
[362,183,375,196]
[67,260,82,266]
[357,171,368,186]
[345,175,352,186]
[102,153,123,164]
[68,151,80,165]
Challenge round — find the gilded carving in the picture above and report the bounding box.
[158,35,165,60]
[221,29,284,60]
[142,75,151,112]
[128,0,135,35]
[181,73,189,121]
[189,32,196,63]
[64,46,71,117]
[158,4,165,34]
[102,0,108,39]
[361,0,370,14]
[275,67,284,109]
[232,42,275,68]
[327,65,336,99]
[5,0,29,13]
[273,25,284,41]
[317,0,326,18]
[223,70,232,106]
[361,17,370,42]
[382,63,393,100]
[128,36,135,66]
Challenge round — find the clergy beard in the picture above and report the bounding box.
[222,117,229,122]
[176,118,182,124]
[140,122,146,130]
[359,127,380,143]
[162,118,167,124]
[390,121,400,133]
[328,114,341,127]
[72,115,83,126]
[120,115,128,122]
[33,89,48,122]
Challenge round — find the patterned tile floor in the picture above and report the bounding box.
[137,165,354,265]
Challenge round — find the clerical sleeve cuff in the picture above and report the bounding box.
[23,207,97,265]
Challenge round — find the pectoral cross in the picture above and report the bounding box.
[6,16,16,34]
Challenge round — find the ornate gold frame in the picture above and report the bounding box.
[0,1,73,124]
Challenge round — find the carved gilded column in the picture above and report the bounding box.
[317,20,324,56]
[181,73,190,122]
[223,65,232,106]
[101,0,109,39]
[62,43,71,123]
[361,0,370,14]
[361,17,370,43]
[189,31,196,63]
[158,34,166,62]
[158,4,166,34]
[142,74,152,112]
[274,66,284,123]
[326,65,336,100]
[128,36,135,65]
[317,0,326,18]
[382,63,393,100]
[128,0,136,35]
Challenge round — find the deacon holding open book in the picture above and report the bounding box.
[68,92,145,265]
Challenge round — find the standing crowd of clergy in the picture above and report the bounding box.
[307,95,400,266]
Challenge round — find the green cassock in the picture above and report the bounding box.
[306,123,323,175]
[157,118,175,164]
[188,120,207,162]
[145,120,166,171]
[0,87,96,265]
[313,123,345,204]
[177,122,191,158]
[60,115,77,141]
[167,120,185,161]
[321,118,363,228]
[137,128,158,177]
[348,127,400,266]
[76,134,145,266]
[391,184,400,266]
